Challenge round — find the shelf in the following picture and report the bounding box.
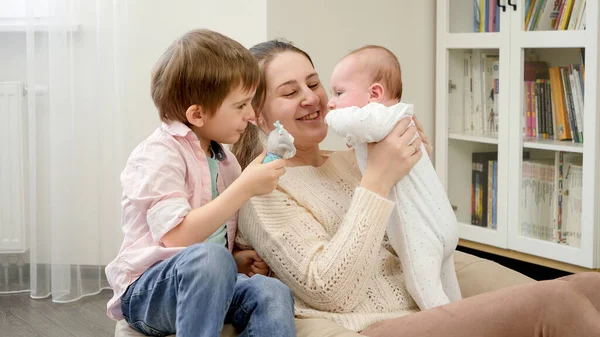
[459,239,598,273]
[515,30,587,48]
[443,31,587,49]
[457,222,504,248]
[522,137,584,153]
[444,33,501,49]
[449,132,498,145]
[439,0,599,270]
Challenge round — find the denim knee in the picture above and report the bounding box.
[177,243,237,285]
[248,275,295,308]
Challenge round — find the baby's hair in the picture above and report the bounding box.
[346,45,402,100]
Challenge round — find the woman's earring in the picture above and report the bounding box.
[257,116,266,127]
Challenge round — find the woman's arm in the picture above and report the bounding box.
[239,187,394,313]
[238,118,422,312]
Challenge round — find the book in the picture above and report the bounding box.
[472,152,498,227]
[559,0,575,30]
[536,0,561,30]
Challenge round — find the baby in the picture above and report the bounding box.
[325,45,461,310]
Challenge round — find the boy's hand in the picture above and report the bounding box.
[233,249,269,276]
[237,151,286,197]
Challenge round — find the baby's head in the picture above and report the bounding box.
[327,45,402,110]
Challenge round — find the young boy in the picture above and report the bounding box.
[105,29,295,337]
[325,45,462,310]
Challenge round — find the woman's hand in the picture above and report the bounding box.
[250,260,270,277]
[233,249,269,276]
[361,118,423,197]
[413,116,433,158]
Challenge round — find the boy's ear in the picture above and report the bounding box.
[186,105,205,128]
[368,83,385,102]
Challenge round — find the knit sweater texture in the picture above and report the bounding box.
[237,150,419,332]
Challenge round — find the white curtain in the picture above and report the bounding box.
[0,0,268,304]
[0,0,128,302]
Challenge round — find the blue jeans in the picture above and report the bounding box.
[121,243,296,337]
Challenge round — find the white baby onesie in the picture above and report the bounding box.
[325,102,462,310]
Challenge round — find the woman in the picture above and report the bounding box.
[232,40,600,337]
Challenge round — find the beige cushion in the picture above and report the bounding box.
[453,251,535,298]
[114,251,535,336]
[114,317,361,337]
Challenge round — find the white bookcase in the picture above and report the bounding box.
[435,0,599,270]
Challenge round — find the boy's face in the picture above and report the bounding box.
[199,85,256,145]
[327,56,372,110]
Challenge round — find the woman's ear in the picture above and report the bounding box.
[186,105,204,128]
[368,83,385,103]
[256,114,270,133]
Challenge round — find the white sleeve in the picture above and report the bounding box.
[325,102,413,146]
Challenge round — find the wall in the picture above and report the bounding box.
[267,0,437,152]
[121,1,267,145]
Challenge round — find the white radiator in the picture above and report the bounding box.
[0,82,27,253]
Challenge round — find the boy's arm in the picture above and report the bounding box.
[163,150,284,248]
[125,140,248,248]
[161,178,251,247]
[130,143,281,248]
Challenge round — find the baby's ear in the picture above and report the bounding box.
[368,83,385,103]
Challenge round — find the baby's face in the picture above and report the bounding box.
[327,56,372,110]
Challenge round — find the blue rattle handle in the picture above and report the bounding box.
[262,152,281,164]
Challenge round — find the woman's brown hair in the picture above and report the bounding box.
[231,39,313,169]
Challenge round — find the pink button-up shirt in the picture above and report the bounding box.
[105,121,241,320]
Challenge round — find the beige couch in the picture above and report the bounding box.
[115,251,534,337]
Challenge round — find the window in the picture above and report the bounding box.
[0,0,49,18]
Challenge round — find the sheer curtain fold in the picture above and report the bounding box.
[0,0,126,302]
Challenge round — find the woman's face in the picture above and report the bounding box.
[259,51,329,149]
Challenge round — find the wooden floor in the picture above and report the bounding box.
[0,289,116,337]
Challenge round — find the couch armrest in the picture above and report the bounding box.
[454,251,535,298]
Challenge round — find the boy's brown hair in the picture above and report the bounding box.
[151,29,259,123]
[347,45,403,100]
